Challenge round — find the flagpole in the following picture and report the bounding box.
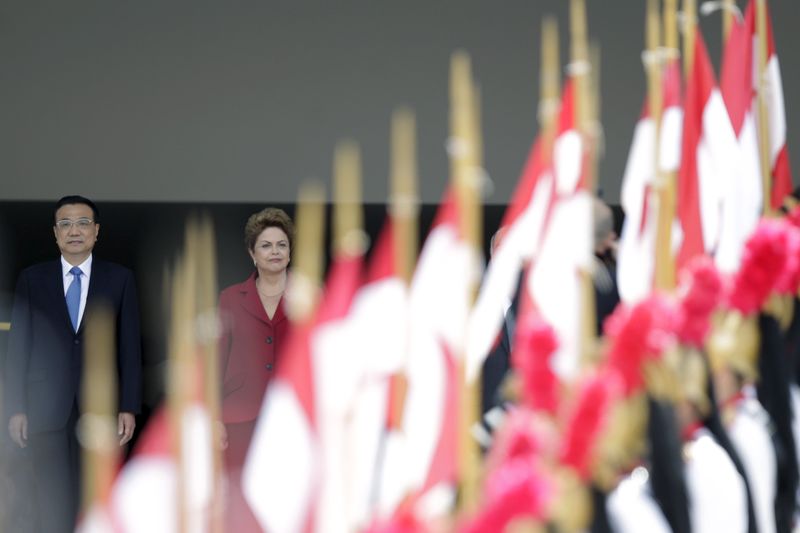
[194,215,224,533]
[570,0,598,367]
[664,0,680,59]
[333,140,365,258]
[649,0,674,292]
[80,306,118,521]
[450,49,482,514]
[570,0,591,140]
[386,106,417,436]
[540,16,561,166]
[167,253,195,533]
[755,0,772,216]
[391,108,419,285]
[722,0,736,44]
[589,41,602,188]
[287,182,326,324]
[683,0,697,78]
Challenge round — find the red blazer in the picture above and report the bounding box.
[218,272,289,423]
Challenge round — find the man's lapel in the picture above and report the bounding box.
[47,260,74,332]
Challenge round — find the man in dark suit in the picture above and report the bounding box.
[4,195,141,533]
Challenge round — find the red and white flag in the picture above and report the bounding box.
[617,60,683,301]
[343,222,408,527]
[465,136,556,382]
[107,405,214,533]
[617,101,658,304]
[717,12,764,273]
[242,309,321,533]
[742,0,793,210]
[528,79,593,381]
[243,249,366,533]
[385,189,479,517]
[677,28,743,272]
[313,223,411,532]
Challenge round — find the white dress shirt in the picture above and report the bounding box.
[61,254,92,330]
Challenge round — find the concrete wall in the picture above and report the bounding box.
[1,0,797,204]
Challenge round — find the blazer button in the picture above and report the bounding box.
[74,338,80,345]
[266,336,273,344]
[265,363,273,371]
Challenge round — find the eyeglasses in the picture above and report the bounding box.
[55,218,95,231]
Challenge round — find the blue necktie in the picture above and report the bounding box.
[66,266,82,331]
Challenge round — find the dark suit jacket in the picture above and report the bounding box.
[4,259,142,433]
[218,272,289,424]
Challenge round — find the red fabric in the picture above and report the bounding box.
[772,146,794,210]
[677,29,716,271]
[681,421,704,442]
[421,341,459,491]
[663,60,682,110]
[223,420,261,533]
[217,272,290,423]
[502,139,543,228]
[720,16,751,135]
[742,0,793,210]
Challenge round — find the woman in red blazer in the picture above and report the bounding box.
[217,207,294,532]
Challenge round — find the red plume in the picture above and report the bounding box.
[728,220,789,315]
[604,296,678,396]
[676,257,723,347]
[559,371,620,479]
[512,316,560,414]
[484,408,542,475]
[459,458,550,533]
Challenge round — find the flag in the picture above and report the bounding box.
[465,136,556,382]
[311,253,366,533]
[617,60,683,301]
[677,28,743,272]
[388,189,479,517]
[528,79,593,380]
[243,251,364,533]
[109,405,213,533]
[742,0,793,210]
[716,10,764,272]
[616,101,658,303]
[342,222,409,527]
[243,316,320,533]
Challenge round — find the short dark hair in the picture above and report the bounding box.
[54,195,100,224]
[244,207,294,251]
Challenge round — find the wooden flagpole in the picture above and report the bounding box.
[570,0,599,367]
[450,49,482,513]
[193,215,224,533]
[391,108,419,285]
[80,306,118,520]
[540,16,561,166]
[589,41,602,189]
[386,108,418,436]
[683,0,697,79]
[167,252,195,533]
[333,140,366,257]
[722,0,736,44]
[755,0,772,215]
[287,183,326,324]
[649,0,674,292]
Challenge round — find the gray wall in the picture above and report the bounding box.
[1,0,798,204]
